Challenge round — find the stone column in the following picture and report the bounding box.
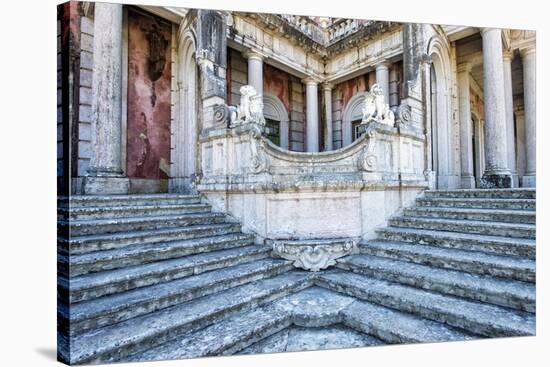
[375,61,390,103]
[503,49,518,187]
[457,63,475,188]
[323,83,333,151]
[480,28,511,188]
[304,78,319,152]
[84,3,128,195]
[521,46,536,187]
[245,50,264,96]
[515,109,526,181]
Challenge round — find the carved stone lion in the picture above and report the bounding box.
[230,85,266,126]
[361,83,395,126]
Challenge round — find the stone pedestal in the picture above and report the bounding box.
[457,63,475,189]
[304,78,319,152]
[480,28,511,188]
[521,46,536,188]
[83,2,128,195]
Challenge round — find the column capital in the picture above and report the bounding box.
[375,59,391,70]
[322,82,334,91]
[502,49,514,63]
[457,62,472,74]
[479,27,501,37]
[302,76,321,85]
[243,49,264,61]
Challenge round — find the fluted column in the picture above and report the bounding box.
[304,78,319,152]
[245,50,264,96]
[375,61,390,103]
[323,83,333,151]
[521,45,536,187]
[480,28,511,188]
[84,2,128,194]
[503,49,518,187]
[457,63,475,188]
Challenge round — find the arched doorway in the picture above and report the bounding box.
[342,92,368,146]
[263,94,289,149]
[170,31,198,192]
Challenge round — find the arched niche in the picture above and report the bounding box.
[263,93,290,150]
[342,91,368,147]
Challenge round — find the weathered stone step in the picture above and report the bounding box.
[416,197,535,210]
[376,227,535,259]
[239,325,385,355]
[62,232,255,277]
[389,216,536,239]
[62,212,228,236]
[62,271,312,365]
[62,223,242,255]
[63,244,269,302]
[61,258,294,336]
[358,240,535,282]
[61,193,202,208]
[404,206,535,224]
[337,254,535,312]
[424,189,536,200]
[316,271,535,337]
[59,203,212,221]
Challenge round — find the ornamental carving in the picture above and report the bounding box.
[357,123,377,172]
[272,240,355,272]
[230,85,266,126]
[361,83,395,126]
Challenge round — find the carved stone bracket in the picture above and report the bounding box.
[357,123,377,172]
[272,239,356,272]
[249,124,269,174]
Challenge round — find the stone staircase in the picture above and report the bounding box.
[57,189,536,365]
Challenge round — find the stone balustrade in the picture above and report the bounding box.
[197,85,428,242]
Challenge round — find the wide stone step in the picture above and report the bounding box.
[358,240,535,282]
[424,189,536,200]
[376,227,535,259]
[61,223,242,255]
[316,271,535,337]
[63,212,228,236]
[62,271,312,365]
[60,193,202,208]
[62,244,269,302]
[60,258,294,336]
[59,203,212,221]
[62,232,255,277]
[388,216,536,239]
[416,197,535,210]
[337,254,535,312]
[404,206,535,224]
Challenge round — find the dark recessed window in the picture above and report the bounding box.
[352,119,364,141]
[265,118,280,146]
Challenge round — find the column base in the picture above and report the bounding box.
[460,175,476,189]
[83,176,129,195]
[480,174,512,189]
[522,174,536,188]
[510,173,519,188]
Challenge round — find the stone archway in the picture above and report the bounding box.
[428,37,460,189]
[170,31,198,192]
